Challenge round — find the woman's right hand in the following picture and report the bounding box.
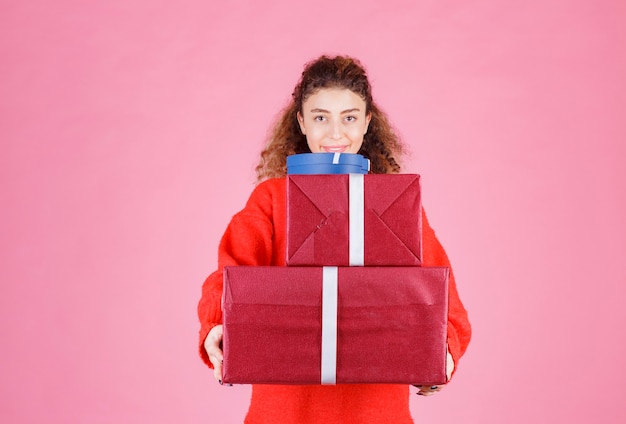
[204,325,224,384]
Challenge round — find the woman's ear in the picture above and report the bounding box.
[297,111,306,135]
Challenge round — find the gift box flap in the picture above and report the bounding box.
[338,267,448,307]
[223,267,322,306]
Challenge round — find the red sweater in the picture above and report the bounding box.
[198,177,471,424]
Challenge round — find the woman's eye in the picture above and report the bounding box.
[314,116,326,122]
[345,116,356,122]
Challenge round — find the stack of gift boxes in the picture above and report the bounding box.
[222,153,450,386]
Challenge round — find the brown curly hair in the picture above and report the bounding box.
[256,55,405,181]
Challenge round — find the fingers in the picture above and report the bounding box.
[414,384,445,396]
[446,349,455,381]
[204,325,224,384]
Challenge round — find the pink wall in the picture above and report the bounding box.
[1,0,625,422]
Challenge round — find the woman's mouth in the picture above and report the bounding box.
[321,145,348,153]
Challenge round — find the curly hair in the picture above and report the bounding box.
[256,55,405,181]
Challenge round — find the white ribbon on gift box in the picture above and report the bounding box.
[349,173,365,266]
[320,166,363,384]
[328,155,366,266]
[321,266,338,385]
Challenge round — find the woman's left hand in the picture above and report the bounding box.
[414,347,454,396]
[415,384,445,396]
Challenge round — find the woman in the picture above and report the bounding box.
[198,55,471,423]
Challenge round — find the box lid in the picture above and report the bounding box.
[287,153,370,174]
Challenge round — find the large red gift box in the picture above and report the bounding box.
[222,265,449,385]
[286,174,422,266]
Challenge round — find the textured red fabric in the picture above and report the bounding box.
[198,177,471,423]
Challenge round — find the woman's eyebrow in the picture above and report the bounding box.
[309,108,361,114]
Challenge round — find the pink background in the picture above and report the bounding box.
[2,0,625,422]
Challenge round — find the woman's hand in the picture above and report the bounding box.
[414,348,455,396]
[204,325,224,384]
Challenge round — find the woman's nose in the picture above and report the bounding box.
[329,121,342,139]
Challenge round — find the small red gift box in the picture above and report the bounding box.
[222,265,449,385]
[286,174,422,266]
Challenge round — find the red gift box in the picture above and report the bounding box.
[222,265,449,385]
[286,174,422,266]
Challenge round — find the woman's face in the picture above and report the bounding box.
[297,88,371,154]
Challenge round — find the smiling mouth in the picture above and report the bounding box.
[321,145,348,153]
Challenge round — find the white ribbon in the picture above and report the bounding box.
[321,266,338,385]
[349,174,365,266]
[332,152,341,164]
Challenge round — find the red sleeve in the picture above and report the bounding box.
[197,180,280,368]
[421,209,472,378]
